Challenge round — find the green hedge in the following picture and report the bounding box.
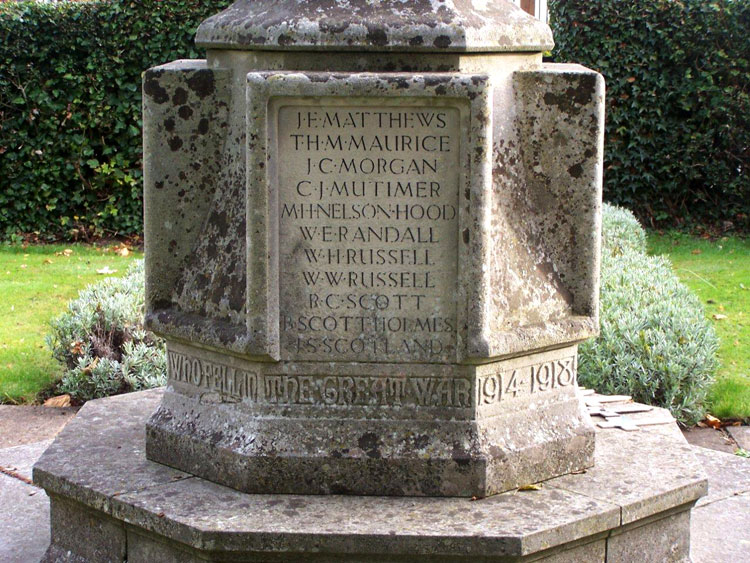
[0,0,231,240]
[550,0,750,231]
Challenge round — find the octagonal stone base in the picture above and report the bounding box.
[145,344,595,498]
[34,389,706,562]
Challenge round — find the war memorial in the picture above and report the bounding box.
[34,1,706,561]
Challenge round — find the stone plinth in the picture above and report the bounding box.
[34,389,706,562]
[142,0,604,497]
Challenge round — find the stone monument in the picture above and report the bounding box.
[34,1,707,561]
[142,0,602,498]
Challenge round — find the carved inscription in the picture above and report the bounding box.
[169,350,259,400]
[277,103,460,362]
[168,351,471,407]
[477,356,577,406]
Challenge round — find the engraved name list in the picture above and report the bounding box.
[277,103,461,362]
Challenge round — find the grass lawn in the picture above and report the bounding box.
[0,244,142,403]
[648,232,750,421]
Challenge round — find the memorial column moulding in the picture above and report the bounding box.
[141,0,605,497]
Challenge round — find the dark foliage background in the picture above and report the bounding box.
[549,0,750,232]
[0,0,231,240]
[1,0,748,238]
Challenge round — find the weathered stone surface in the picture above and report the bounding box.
[682,427,738,455]
[606,509,692,563]
[0,405,77,448]
[34,391,705,561]
[196,0,554,53]
[0,473,49,563]
[33,389,191,511]
[691,492,750,563]
[726,425,750,451]
[547,407,707,525]
[42,497,126,563]
[143,40,603,494]
[691,446,750,507]
[147,343,594,496]
[0,439,52,480]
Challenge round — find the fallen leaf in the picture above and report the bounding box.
[19,264,27,269]
[116,246,130,257]
[718,304,725,312]
[518,484,543,491]
[44,394,71,408]
[706,299,716,304]
[626,76,636,83]
[82,357,99,376]
[43,259,52,265]
[96,266,117,275]
[69,341,84,355]
[691,249,702,255]
[63,248,73,257]
[712,314,727,320]
[741,283,747,290]
[704,414,722,429]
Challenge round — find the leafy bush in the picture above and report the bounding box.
[579,204,719,424]
[0,0,231,240]
[46,260,165,401]
[549,0,750,231]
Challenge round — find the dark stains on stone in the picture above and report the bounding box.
[387,77,410,89]
[568,163,583,178]
[330,483,352,494]
[172,87,188,106]
[187,71,216,99]
[163,117,175,132]
[358,432,382,459]
[463,228,470,244]
[451,444,471,467]
[168,136,183,151]
[414,435,429,449]
[366,26,388,47]
[543,76,596,112]
[319,19,350,34]
[409,35,424,46]
[433,35,452,49]
[435,84,447,96]
[143,73,169,104]
[178,106,194,120]
[197,118,210,135]
[277,34,296,46]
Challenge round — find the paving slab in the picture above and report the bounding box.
[0,405,78,448]
[726,426,750,451]
[682,427,738,454]
[691,492,750,563]
[0,440,53,481]
[0,473,50,563]
[692,446,750,506]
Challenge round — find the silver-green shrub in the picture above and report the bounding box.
[578,204,718,425]
[46,261,166,402]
